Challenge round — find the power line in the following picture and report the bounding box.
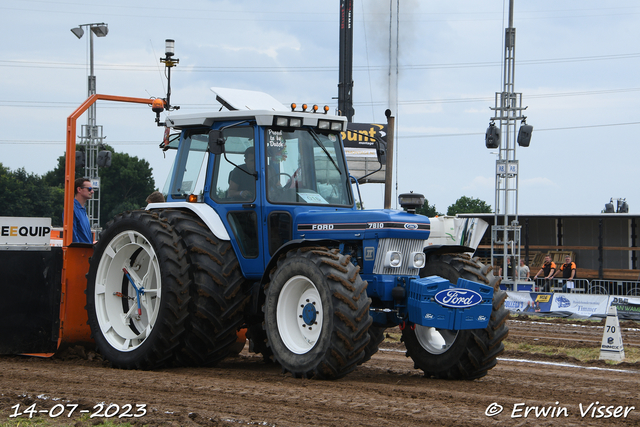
[398,121,640,139]
[2,120,639,146]
[3,87,640,110]
[2,51,640,73]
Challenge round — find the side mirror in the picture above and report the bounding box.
[375,138,387,165]
[208,129,225,154]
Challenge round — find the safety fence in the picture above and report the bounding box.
[500,278,640,296]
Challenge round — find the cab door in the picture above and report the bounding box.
[206,125,264,280]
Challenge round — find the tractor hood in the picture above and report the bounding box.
[294,209,430,241]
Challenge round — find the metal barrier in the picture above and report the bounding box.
[588,280,640,296]
[548,278,589,293]
[503,278,640,296]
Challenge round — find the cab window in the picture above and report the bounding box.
[266,128,351,206]
[210,127,256,203]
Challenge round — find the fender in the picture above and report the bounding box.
[261,238,341,286]
[424,244,475,259]
[244,238,340,320]
[146,202,230,240]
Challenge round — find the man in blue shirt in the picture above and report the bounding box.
[73,178,94,244]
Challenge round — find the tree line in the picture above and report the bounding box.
[0,144,156,227]
[414,196,492,217]
[1,148,491,227]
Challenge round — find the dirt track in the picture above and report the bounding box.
[1,317,639,427]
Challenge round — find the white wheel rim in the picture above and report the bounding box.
[276,275,323,354]
[414,326,458,355]
[94,230,162,352]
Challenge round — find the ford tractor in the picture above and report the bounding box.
[0,41,507,379]
[81,86,508,380]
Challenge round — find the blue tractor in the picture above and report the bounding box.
[85,88,508,380]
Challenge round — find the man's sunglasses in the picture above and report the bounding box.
[83,187,94,192]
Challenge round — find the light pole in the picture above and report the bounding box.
[70,23,108,229]
[485,1,532,288]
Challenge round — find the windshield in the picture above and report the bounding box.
[266,128,352,206]
[165,131,208,199]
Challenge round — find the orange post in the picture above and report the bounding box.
[58,94,155,348]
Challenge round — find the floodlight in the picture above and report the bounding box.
[71,27,84,39]
[91,25,109,37]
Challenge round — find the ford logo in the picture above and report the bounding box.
[434,288,483,308]
[404,223,419,230]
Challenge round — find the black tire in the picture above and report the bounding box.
[401,253,509,380]
[85,210,190,369]
[158,209,251,367]
[264,247,372,379]
[359,326,386,365]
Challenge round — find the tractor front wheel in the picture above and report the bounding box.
[401,253,509,380]
[263,247,371,379]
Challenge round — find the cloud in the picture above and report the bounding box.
[462,176,494,192]
[521,176,558,189]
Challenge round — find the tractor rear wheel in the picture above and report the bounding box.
[401,253,509,380]
[86,210,190,369]
[263,247,371,379]
[158,209,250,366]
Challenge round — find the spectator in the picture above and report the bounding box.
[555,256,577,292]
[146,191,165,204]
[517,259,530,280]
[73,177,93,244]
[533,255,556,292]
[498,257,514,280]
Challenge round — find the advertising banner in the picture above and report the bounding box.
[342,122,387,152]
[609,295,640,320]
[0,217,52,249]
[343,123,387,183]
[550,293,610,316]
[505,291,619,318]
[505,292,554,313]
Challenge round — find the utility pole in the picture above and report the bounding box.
[384,110,395,209]
[486,0,532,286]
[338,0,355,122]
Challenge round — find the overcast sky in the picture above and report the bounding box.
[2,1,639,215]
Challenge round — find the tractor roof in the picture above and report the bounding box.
[166,87,347,131]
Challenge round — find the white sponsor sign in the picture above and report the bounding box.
[504,292,534,312]
[550,293,610,315]
[505,291,611,317]
[0,217,52,249]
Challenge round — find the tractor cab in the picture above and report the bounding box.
[158,88,355,279]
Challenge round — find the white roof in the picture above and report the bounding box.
[211,87,287,111]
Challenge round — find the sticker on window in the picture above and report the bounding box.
[268,129,284,147]
[298,192,329,204]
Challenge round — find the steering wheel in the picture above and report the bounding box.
[275,172,292,183]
